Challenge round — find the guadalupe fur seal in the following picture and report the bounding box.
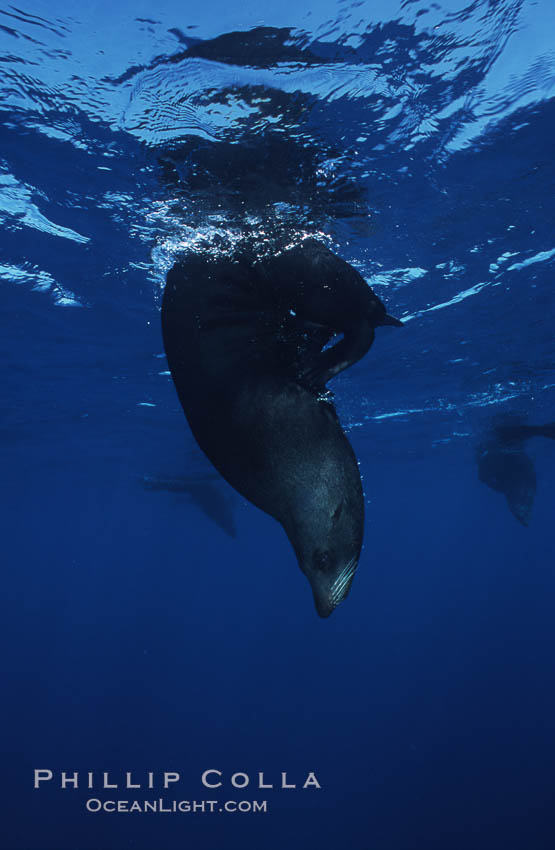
[161,239,402,616]
[477,421,555,525]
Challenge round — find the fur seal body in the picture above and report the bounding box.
[161,239,401,616]
[477,421,555,525]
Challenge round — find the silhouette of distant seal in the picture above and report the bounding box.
[161,239,402,616]
[141,474,236,538]
[477,420,555,525]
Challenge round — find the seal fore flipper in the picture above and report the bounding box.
[380,313,404,327]
[523,422,555,440]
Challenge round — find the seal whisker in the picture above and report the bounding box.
[330,556,357,605]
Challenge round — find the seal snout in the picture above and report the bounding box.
[312,555,358,618]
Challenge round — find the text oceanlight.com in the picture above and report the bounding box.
[85,799,268,813]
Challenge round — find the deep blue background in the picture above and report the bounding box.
[2,0,555,848]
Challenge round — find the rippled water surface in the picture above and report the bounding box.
[3,0,554,444]
[2,1,555,848]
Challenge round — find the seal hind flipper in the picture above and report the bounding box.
[299,318,376,390]
[259,240,402,388]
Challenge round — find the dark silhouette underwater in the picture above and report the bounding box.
[476,420,555,525]
[141,474,236,538]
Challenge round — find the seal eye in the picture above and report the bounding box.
[313,550,331,573]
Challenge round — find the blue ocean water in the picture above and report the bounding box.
[2,0,555,848]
